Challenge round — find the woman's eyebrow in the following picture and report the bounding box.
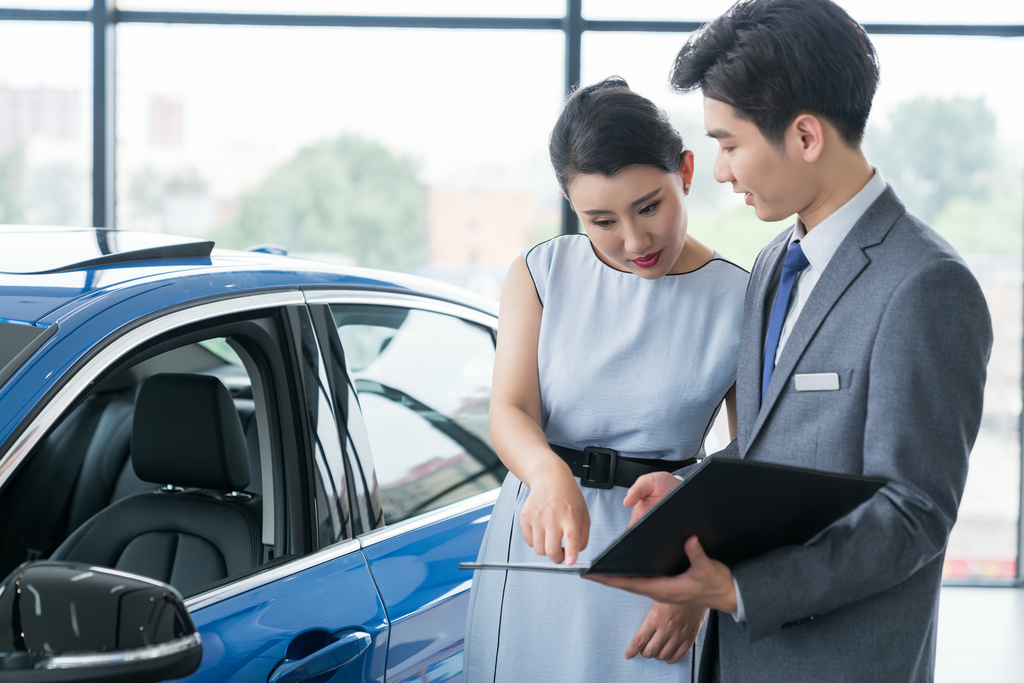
[580,188,662,215]
[630,188,661,208]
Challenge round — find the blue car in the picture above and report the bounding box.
[0,227,505,682]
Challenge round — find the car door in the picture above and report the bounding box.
[306,290,503,683]
[0,292,392,683]
[182,301,391,683]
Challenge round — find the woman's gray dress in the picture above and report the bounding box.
[465,234,747,682]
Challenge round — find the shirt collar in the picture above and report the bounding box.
[791,168,887,272]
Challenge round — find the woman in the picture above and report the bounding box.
[465,77,746,681]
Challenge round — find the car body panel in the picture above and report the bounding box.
[360,494,496,683]
[0,228,503,683]
[181,544,389,683]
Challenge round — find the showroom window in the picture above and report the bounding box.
[0,0,1021,585]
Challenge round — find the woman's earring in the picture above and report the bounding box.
[684,183,691,193]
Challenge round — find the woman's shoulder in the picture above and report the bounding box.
[674,253,749,285]
[523,233,589,259]
[523,233,592,273]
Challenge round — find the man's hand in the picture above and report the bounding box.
[588,536,738,614]
[626,601,707,664]
[623,472,681,527]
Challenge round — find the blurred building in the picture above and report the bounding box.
[426,186,559,299]
[0,85,79,150]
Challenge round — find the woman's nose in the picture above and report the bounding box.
[623,222,652,254]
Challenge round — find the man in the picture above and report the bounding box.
[591,1,993,681]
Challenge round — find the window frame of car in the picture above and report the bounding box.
[0,291,366,603]
[302,288,501,543]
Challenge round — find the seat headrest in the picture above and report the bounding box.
[132,373,251,491]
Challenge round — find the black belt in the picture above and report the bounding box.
[550,444,699,489]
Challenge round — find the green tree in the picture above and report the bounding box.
[864,96,997,224]
[214,134,427,272]
[0,146,26,224]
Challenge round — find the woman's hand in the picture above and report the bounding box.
[519,465,590,565]
[626,601,707,664]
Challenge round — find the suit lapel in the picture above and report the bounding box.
[745,185,905,452]
[737,235,788,454]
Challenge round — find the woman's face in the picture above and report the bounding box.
[566,154,694,280]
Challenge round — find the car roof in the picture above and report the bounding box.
[0,227,498,325]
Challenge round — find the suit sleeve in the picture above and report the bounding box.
[731,257,993,642]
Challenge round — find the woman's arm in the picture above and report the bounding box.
[490,255,590,565]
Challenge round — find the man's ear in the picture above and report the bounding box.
[788,114,825,164]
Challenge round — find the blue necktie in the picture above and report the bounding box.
[762,241,809,403]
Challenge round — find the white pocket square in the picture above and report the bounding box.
[794,373,840,391]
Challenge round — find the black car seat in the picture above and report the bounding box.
[51,373,262,596]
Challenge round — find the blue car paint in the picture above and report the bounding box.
[0,261,416,448]
[362,505,493,682]
[0,230,502,682]
[180,550,389,683]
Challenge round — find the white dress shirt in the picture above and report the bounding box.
[734,168,886,624]
[774,169,887,363]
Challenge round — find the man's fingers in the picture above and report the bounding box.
[622,477,654,508]
[625,627,651,660]
[667,639,690,665]
[642,629,667,659]
[684,535,708,566]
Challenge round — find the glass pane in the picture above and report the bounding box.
[117,0,563,18]
[583,0,1024,24]
[332,304,504,523]
[117,25,563,300]
[867,35,1024,581]
[583,31,792,271]
[0,22,92,227]
[584,31,1024,581]
[0,1,91,8]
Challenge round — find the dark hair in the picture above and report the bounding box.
[549,77,684,193]
[671,0,879,146]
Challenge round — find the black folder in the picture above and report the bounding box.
[460,458,885,576]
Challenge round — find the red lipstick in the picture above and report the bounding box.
[632,251,662,268]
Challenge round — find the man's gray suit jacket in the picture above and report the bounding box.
[700,186,993,683]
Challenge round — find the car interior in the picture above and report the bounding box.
[0,337,270,596]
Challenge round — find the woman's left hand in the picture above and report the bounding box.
[625,601,707,664]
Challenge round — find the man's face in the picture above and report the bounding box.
[703,97,813,222]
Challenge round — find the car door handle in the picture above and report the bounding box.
[269,630,372,683]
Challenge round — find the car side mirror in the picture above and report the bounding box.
[0,562,202,682]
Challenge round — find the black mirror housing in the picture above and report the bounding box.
[0,562,202,682]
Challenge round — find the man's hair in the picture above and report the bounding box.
[671,0,880,146]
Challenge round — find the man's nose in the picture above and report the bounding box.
[712,150,734,184]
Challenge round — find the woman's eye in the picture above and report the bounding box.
[593,219,615,228]
[639,201,660,215]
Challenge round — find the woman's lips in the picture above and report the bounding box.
[744,192,754,205]
[632,250,662,268]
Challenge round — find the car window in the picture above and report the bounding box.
[331,304,506,524]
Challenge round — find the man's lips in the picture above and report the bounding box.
[632,251,662,268]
